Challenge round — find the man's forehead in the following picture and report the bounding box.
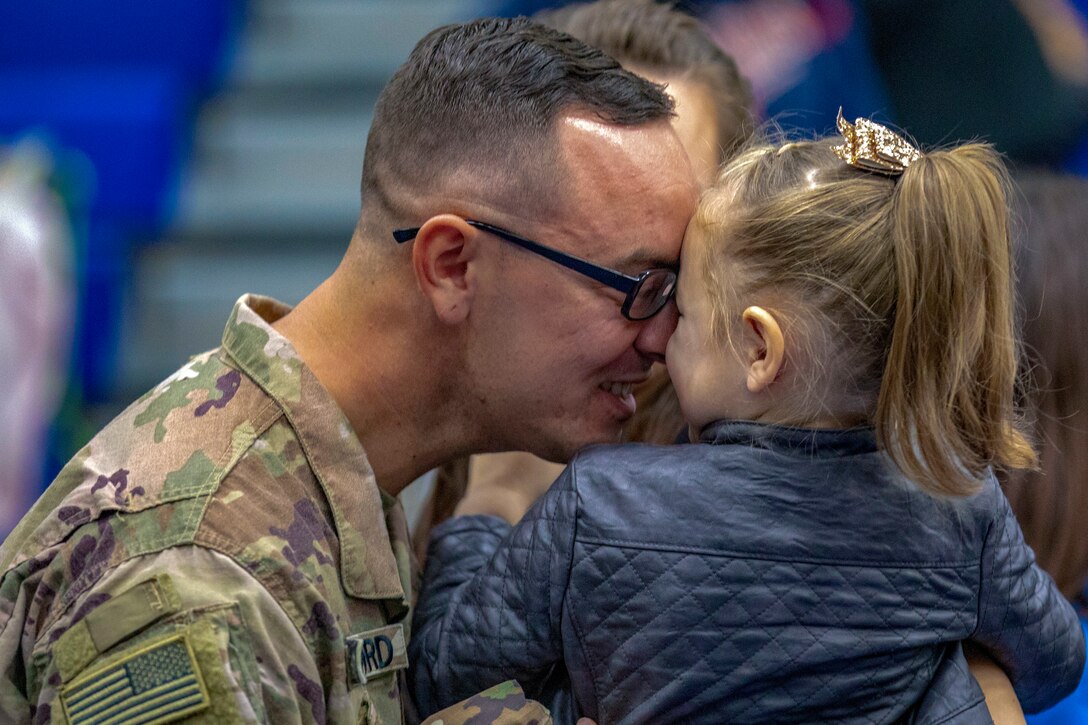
[552,114,695,268]
[556,114,683,172]
[554,113,697,206]
[559,116,632,149]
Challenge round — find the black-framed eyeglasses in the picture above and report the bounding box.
[392,219,677,321]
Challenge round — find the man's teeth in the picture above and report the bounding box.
[602,382,633,397]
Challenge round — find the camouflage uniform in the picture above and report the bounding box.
[0,295,550,725]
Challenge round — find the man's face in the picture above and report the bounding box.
[467,115,698,462]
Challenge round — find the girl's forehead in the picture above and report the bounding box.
[680,222,703,259]
[684,213,727,252]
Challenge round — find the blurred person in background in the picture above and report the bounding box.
[496,0,891,136]
[858,0,1088,170]
[0,141,75,540]
[1006,171,1088,724]
[415,0,756,560]
[497,0,1088,171]
[0,17,695,723]
[0,1,244,479]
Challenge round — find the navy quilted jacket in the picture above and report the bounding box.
[410,422,1085,724]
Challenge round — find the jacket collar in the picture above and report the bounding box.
[698,420,878,458]
[220,294,408,605]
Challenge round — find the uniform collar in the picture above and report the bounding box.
[220,294,408,605]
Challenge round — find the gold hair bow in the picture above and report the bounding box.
[832,108,921,176]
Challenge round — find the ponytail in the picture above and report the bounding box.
[877,144,1035,496]
[706,132,1035,497]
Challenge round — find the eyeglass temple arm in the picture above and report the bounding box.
[393,222,638,291]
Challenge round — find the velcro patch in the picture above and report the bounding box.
[346,623,408,684]
[60,633,210,725]
[56,574,182,682]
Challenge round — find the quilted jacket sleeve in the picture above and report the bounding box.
[409,467,579,717]
[973,486,1086,713]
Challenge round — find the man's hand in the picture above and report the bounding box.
[967,646,1026,725]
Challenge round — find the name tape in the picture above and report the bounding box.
[346,623,407,684]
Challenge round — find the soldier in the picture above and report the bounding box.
[0,16,695,725]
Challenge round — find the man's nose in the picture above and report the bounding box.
[633,300,678,364]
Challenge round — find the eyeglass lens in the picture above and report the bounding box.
[626,269,677,320]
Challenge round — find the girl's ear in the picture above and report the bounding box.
[741,306,785,393]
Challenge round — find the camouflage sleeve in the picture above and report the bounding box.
[420,681,551,725]
[20,546,325,725]
[410,468,578,715]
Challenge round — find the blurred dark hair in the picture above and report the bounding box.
[536,0,754,161]
[361,16,674,226]
[1004,170,1088,599]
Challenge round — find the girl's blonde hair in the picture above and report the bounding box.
[697,135,1036,496]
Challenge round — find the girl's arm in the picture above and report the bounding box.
[974,487,1086,712]
[409,465,579,716]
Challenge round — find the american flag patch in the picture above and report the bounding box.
[60,633,210,725]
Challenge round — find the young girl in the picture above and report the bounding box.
[408,113,1086,723]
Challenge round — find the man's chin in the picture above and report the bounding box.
[498,414,625,464]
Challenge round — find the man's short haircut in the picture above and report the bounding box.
[536,0,754,161]
[360,16,675,230]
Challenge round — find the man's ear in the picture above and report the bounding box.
[741,306,784,393]
[410,214,479,324]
